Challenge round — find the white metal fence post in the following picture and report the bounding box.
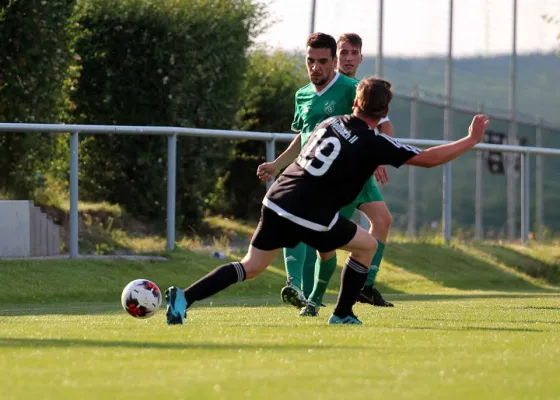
[166,134,177,251]
[69,131,79,259]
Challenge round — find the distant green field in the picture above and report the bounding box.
[1,241,559,399]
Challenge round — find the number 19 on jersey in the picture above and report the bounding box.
[296,128,341,177]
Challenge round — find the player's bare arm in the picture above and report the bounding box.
[406,114,489,167]
[257,133,302,182]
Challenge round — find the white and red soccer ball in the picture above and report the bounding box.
[121,279,162,319]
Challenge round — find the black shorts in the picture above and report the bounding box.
[250,205,357,253]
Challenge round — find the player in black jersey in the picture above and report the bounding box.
[164,77,490,325]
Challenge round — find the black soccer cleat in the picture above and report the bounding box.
[357,285,394,307]
[299,303,319,317]
[280,280,308,308]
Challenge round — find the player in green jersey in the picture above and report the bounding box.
[257,33,394,314]
[300,33,396,316]
[257,33,353,308]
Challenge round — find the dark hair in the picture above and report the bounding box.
[355,77,393,119]
[337,33,362,51]
[306,32,337,58]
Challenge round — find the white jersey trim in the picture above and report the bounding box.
[378,132,422,154]
[262,198,339,232]
[315,72,340,97]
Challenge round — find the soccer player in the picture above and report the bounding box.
[257,32,361,310]
[304,33,396,315]
[164,76,490,326]
[259,33,394,315]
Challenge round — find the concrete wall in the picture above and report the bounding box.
[0,200,61,258]
[0,200,31,257]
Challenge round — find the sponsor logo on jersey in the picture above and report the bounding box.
[324,100,336,114]
[331,118,359,144]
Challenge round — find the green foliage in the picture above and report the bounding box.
[209,49,306,219]
[0,0,79,197]
[72,0,266,228]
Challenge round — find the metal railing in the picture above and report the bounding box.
[1,122,559,259]
[394,87,560,243]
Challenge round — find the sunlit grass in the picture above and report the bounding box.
[1,296,560,400]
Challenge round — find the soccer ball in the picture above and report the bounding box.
[121,279,162,319]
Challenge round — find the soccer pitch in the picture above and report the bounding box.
[1,244,559,399]
[1,297,559,399]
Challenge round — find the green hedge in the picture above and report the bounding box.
[0,0,79,197]
[73,0,265,229]
[208,49,306,219]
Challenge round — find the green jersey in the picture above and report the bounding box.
[291,72,358,145]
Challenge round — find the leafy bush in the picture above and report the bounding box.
[0,0,79,197]
[208,48,306,219]
[73,0,266,229]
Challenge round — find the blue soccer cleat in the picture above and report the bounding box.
[328,313,362,325]
[165,286,188,325]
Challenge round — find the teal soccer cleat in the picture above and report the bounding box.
[328,313,362,325]
[165,286,188,325]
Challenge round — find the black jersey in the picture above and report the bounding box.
[264,115,422,231]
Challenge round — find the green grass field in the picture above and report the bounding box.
[2,241,560,399]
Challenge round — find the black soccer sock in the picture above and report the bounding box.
[333,257,369,318]
[183,262,246,306]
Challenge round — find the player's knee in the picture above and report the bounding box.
[371,206,392,232]
[319,250,336,262]
[380,209,393,230]
[356,236,377,264]
[239,259,266,280]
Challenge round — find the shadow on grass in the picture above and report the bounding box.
[382,242,560,293]
[0,320,548,352]
[399,316,560,325]
[361,293,560,302]
[399,325,546,333]
[477,243,560,285]
[2,291,560,316]
[0,337,365,351]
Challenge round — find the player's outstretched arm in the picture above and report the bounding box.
[257,133,302,182]
[406,114,489,168]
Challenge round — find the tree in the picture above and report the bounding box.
[208,48,307,219]
[72,0,266,229]
[542,14,560,56]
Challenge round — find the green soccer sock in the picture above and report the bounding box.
[283,243,307,290]
[365,240,385,287]
[308,254,338,306]
[302,244,318,298]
